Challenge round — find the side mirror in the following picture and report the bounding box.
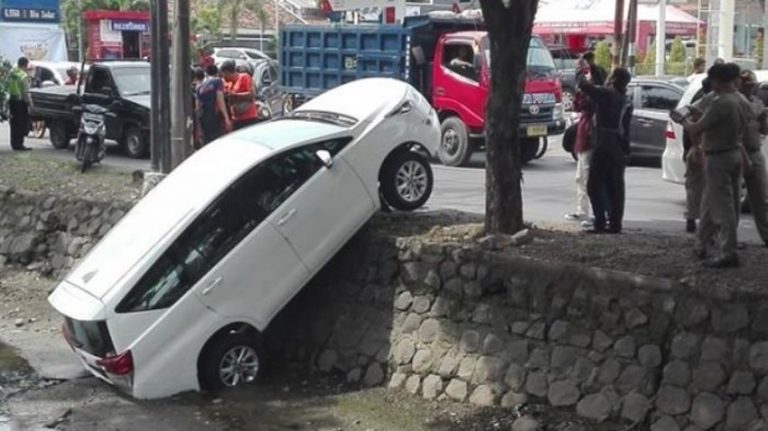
[316,149,333,168]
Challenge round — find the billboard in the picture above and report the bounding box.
[0,22,68,61]
[1,0,60,23]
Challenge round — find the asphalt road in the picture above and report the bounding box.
[0,122,763,243]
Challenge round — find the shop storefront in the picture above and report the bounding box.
[83,10,150,61]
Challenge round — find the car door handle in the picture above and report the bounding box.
[201,277,222,296]
[275,209,297,226]
[435,87,445,96]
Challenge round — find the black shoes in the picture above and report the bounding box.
[703,254,739,269]
[686,219,696,233]
[12,147,32,151]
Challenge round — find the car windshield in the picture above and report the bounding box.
[483,37,556,76]
[113,67,151,96]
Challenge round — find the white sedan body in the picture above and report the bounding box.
[662,71,768,184]
[48,78,439,399]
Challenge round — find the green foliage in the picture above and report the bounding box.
[644,42,656,68]
[594,41,612,72]
[218,0,265,41]
[754,32,764,66]
[669,37,686,63]
[0,56,12,122]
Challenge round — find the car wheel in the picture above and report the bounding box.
[49,121,70,149]
[31,120,46,139]
[562,88,575,112]
[123,126,147,159]
[439,117,472,167]
[521,138,541,164]
[381,150,433,211]
[200,334,262,391]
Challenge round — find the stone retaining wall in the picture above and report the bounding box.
[0,187,130,276]
[268,233,768,431]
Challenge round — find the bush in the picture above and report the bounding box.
[594,41,612,72]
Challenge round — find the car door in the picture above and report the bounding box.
[634,83,682,158]
[268,139,376,274]
[434,39,486,125]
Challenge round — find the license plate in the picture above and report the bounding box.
[527,125,547,137]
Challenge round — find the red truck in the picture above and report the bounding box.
[280,15,566,166]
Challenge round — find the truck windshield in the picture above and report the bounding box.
[113,67,151,96]
[482,37,556,76]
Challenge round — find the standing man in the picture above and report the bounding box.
[683,77,716,233]
[7,57,31,151]
[578,68,633,234]
[673,63,744,268]
[582,51,607,86]
[689,57,706,80]
[195,64,231,145]
[737,70,768,246]
[220,60,258,130]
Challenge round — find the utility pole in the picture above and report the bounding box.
[762,0,768,68]
[77,0,84,62]
[656,0,666,76]
[613,0,625,68]
[627,0,638,73]
[150,0,171,174]
[170,0,193,169]
[718,0,734,59]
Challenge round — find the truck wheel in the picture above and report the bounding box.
[521,138,541,165]
[439,117,472,167]
[200,333,262,391]
[380,150,433,211]
[282,95,294,115]
[123,126,147,159]
[49,121,70,149]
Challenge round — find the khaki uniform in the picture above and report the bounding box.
[740,93,768,244]
[685,93,717,220]
[696,92,745,258]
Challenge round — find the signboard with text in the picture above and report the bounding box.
[0,0,60,22]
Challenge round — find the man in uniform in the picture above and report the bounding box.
[7,57,31,151]
[674,63,744,268]
[737,70,768,246]
[683,77,715,233]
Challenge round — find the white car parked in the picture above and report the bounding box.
[662,72,768,184]
[48,78,440,399]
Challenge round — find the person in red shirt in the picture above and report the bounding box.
[64,66,78,85]
[220,61,258,130]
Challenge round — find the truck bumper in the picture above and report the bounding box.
[520,119,566,139]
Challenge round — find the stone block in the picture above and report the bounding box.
[424,270,441,290]
[598,359,621,385]
[750,342,768,375]
[525,371,548,398]
[568,328,592,348]
[614,335,636,358]
[510,321,530,336]
[422,374,443,399]
[388,372,407,389]
[412,296,432,314]
[639,345,662,368]
[405,374,421,395]
[443,278,463,296]
[412,349,433,373]
[548,320,570,342]
[401,313,423,334]
[512,416,540,431]
[712,304,749,334]
[656,385,691,415]
[528,347,550,369]
[726,397,759,431]
[417,319,440,343]
[526,321,546,340]
[570,357,594,384]
[671,332,701,360]
[363,362,384,386]
[621,392,651,423]
[457,356,477,381]
[691,393,726,430]
[675,299,710,328]
[508,340,530,365]
[727,371,756,395]
[592,330,614,352]
[551,346,579,369]
[439,261,457,280]
[547,380,581,407]
[652,416,681,431]
[469,385,496,407]
[394,338,416,364]
[438,348,463,379]
[501,391,528,408]
[625,308,649,329]
[483,333,504,355]
[317,349,338,372]
[504,363,527,391]
[662,360,691,387]
[692,362,726,392]
[617,365,648,395]
[445,379,468,401]
[429,296,455,318]
[472,356,506,384]
[347,367,362,383]
[460,330,480,353]
[701,336,730,364]
[576,393,612,422]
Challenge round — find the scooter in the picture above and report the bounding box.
[73,104,115,172]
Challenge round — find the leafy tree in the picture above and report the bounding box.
[218,0,265,41]
[644,41,656,69]
[669,37,686,63]
[478,0,538,234]
[594,41,611,72]
[754,31,764,66]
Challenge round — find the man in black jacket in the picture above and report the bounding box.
[578,68,633,234]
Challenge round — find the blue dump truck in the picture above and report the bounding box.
[279,14,566,166]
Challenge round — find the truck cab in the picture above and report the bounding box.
[432,32,564,166]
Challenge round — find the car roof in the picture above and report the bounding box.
[93,61,149,69]
[680,70,768,106]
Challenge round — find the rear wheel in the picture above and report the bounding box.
[380,150,433,211]
[439,117,472,167]
[123,126,147,159]
[49,121,70,149]
[200,334,262,391]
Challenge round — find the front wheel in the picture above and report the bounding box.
[200,334,262,391]
[49,121,70,149]
[439,117,472,167]
[521,138,542,165]
[81,144,95,173]
[123,126,147,159]
[380,150,433,211]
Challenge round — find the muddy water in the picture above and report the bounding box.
[0,341,36,430]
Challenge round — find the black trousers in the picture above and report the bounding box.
[9,99,29,150]
[587,145,627,231]
[233,117,259,131]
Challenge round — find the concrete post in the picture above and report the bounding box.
[150,0,171,174]
[170,0,193,170]
[718,0,734,60]
[656,0,666,76]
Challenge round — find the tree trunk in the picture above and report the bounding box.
[479,0,538,234]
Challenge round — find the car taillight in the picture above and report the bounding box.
[97,350,133,375]
[665,122,676,140]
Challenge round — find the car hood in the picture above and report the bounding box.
[124,94,150,110]
[295,78,408,125]
[30,85,77,97]
[65,139,272,300]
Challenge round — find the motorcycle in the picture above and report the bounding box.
[73,104,114,172]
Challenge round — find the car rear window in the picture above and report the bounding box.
[64,317,115,357]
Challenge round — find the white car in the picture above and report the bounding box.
[662,71,768,184]
[212,47,272,64]
[48,78,440,399]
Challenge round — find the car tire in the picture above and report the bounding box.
[200,333,262,391]
[521,138,541,164]
[381,150,433,211]
[562,88,576,112]
[49,121,70,149]
[123,126,147,159]
[439,117,472,167]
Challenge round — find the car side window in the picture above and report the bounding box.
[442,43,479,83]
[640,85,680,111]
